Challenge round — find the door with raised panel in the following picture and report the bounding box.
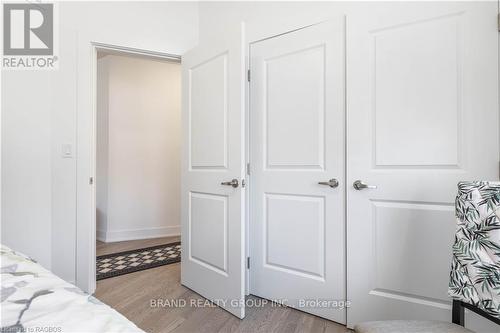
[181,23,246,318]
[249,20,346,323]
[347,2,498,328]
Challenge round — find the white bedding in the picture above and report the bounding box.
[1,245,144,333]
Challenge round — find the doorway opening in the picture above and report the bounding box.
[94,46,182,282]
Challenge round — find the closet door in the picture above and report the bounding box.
[181,23,246,318]
[250,20,346,323]
[347,2,498,327]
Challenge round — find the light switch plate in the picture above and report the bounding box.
[62,143,73,158]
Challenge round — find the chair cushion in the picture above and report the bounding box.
[354,320,475,333]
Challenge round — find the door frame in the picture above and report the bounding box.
[77,42,181,293]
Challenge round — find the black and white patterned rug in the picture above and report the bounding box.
[96,242,181,280]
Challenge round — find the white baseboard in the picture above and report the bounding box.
[96,229,107,242]
[97,225,180,243]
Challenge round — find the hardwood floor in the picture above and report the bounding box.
[95,238,351,333]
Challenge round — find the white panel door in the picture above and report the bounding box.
[347,2,498,327]
[181,23,246,318]
[250,20,346,323]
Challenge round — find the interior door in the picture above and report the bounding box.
[347,2,498,328]
[250,20,346,323]
[181,23,246,318]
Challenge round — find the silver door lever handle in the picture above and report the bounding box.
[318,179,339,188]
[221,179,239,188]
[353,180,377,190]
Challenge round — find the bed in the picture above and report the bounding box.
[1,244,144,332]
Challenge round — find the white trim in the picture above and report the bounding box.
[96,226,181,243]
[76,41,182,294]
[93,42,181,62]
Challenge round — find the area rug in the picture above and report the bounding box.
[96,242,181,280]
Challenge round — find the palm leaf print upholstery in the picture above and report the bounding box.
[449,181,500,318]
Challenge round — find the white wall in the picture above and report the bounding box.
[1,2,198,284]
[2,71,53,267]
[96,54,181,242]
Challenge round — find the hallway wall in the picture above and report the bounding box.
[96,54,181,242]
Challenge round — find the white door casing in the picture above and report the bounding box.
[347,2,498,327]
[249,20,346,324]
[181,23,246,319]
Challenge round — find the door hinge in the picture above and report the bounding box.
[89,177,94,185]
[247,69,251,82]
[246,163,250,175]
[498,13,500,32]
[247,257,250,269]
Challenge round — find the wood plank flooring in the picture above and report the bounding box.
[95,238,351,333]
